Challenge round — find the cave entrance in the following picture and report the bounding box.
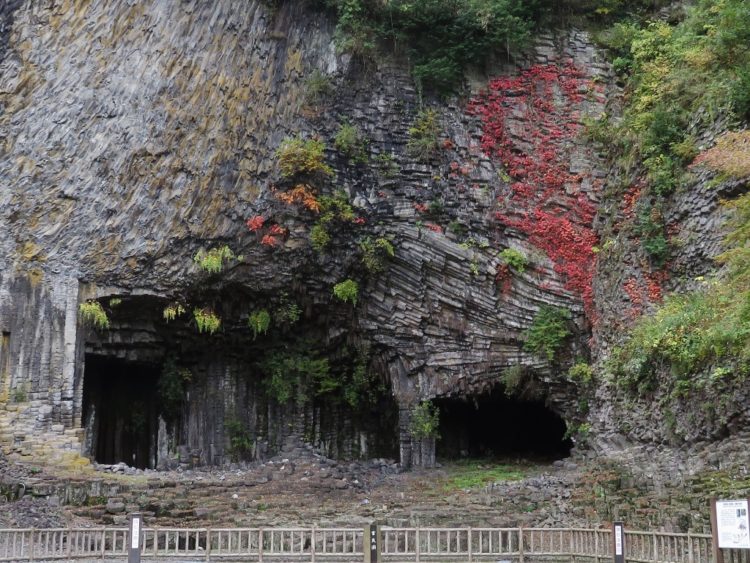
[433,388,572,461]
[82,355,160,469]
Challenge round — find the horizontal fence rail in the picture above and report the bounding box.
[0,526,748,562]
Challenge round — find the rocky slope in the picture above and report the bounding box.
[0,0,748,519]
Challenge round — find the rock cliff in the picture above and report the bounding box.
[0,0,745,475]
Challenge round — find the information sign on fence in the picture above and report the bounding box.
[715,499,750,549]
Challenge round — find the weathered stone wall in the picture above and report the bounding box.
[0,0,614,467]
[4,0,732,470]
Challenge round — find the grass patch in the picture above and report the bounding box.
[440,460,528,492]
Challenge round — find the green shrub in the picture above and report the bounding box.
[274,293,302,325]
[499,248,528,273]
[635,204,669,266]
[406,109,441,161]
[194,246,235,274]
[328,0,536,93]
[427,199,444,219]
[334,122,368,162]
[447,221,468,237]
[248,309,271,339]
[310,223,331,252]
[360,237,395,273]
[225,417,253,461]
[158,357,192,421]
[500,364,525,396]
[304,70,333,106]
[79,301,110,330]
[568,361,594,384]
[318,191,355,223]
[523,306,572,361]
[194,308,221,334]
[262,350,330,404]
[330,0,378,60]
[598,0,750,201]
[375,152,399,178]
[333,279,359,306]
[730,64,750,120]
[310,191,356,251]
[276,136,333,178]
[410,400,440,439]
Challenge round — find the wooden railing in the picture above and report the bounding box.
[0,525,746,562]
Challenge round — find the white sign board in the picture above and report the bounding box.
[614,525,623,555]
[131,517,141,549]
[716,499,750,549]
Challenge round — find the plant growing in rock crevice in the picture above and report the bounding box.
[248,309,271,339]
[499,248,528,273]
[276,136,333,179]
[523,306,572,362]
[158,357,192,422]
[79,301,110,329]
[410,400,440,439]
[360,237,395,273]
[333,279,359,306]
[303,69,333,107]
[194,246,236,274]
[407,109,441,161]
[334,122,368,162]
[163,303,186,322]
[225,417,253,462]
[193,308,221,335]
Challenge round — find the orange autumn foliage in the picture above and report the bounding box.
[275,184,321,213]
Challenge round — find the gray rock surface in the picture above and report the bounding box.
[0,0,746,476]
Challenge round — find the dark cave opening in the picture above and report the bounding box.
[433,388,572,461]
[82,355,160,469]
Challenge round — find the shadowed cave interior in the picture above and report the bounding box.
[433,388,573,461]
[82,355,161,469]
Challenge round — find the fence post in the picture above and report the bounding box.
[311,525,316,563]
[364,523,379,563]
[519,527,524,563]
[687,531,693,563]
[595,529,600,563]
[258,529,263,563]
[29,529,35,563]
[101,528,106,560]
[652,531,658,563]
[205,528,211,562]
[468,527,473,562]
[569,528,574,559]
[128,513,142,563]
[415,527,420,562]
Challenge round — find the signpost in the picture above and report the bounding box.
[128,513,142,563]
[612,521,625,563]
[365,523,379,563]
[711,498,750,563]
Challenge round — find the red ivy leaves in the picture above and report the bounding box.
[247,215,265,232]
[469,63,599,317]
[260,235,278,247]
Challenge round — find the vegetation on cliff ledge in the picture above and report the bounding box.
[602,0,750,397]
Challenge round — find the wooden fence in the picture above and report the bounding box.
[0,525,747,562]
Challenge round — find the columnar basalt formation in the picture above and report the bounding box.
[0,0,744,472]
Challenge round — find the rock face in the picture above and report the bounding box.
[0,0,743,470]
